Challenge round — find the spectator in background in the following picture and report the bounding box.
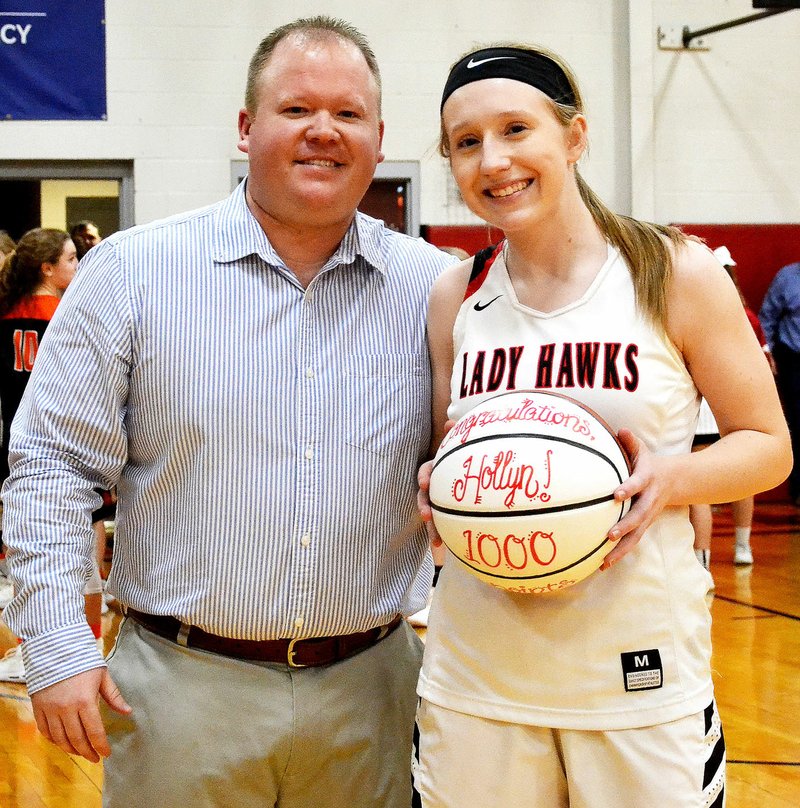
[690,245,767,574]
[0,228,105,685]
[0,230,16,608]
[69,220,102,260]
[760,258,800,505]
[0,231,15,263]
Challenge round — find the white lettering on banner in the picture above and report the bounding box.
[0,24,32,45]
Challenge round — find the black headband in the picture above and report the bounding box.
[440,47,576,111]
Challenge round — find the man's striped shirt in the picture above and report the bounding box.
[3,181,455,693]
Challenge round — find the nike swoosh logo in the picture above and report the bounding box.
[474,295,502,311]
[467,56,517,69]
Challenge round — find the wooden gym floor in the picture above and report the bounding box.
[1,502,799,807]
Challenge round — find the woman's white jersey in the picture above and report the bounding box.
[418,243,714,730]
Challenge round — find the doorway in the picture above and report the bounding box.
[0,160,133,241]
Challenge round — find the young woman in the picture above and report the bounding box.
[0,228,77,478]
[414,45,790,807]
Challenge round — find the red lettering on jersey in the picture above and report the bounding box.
[12,329,23,372]
[624,344,639,391]
[507,346,524,390]
[534,342,638,393]
[469,351,486,396]
[555,342,574,388]
[458,346,526,399]
[459,353,469,398]
[602,343,622,389]
[486,349,506,392]
[575,342,600,387]
[535,344,555,388]
[13,329,39,372]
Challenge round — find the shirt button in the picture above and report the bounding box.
[304,446,314,460]
[300,533,311,547]
[294,616,305,629]
[306,367,314,378]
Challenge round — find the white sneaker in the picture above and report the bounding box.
[0,645,25,684]
[734,544,754,565]
[0,573,13,610]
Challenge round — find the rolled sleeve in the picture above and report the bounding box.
[20,622,106,694]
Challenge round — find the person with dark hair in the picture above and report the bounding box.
[69,220,101,259]
[0,228,104,683]
[0,228,76,476]
[2,16,454,808]
[0,230,15,263]
[414,43,790,807]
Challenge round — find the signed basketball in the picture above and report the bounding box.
[429,390,631,593]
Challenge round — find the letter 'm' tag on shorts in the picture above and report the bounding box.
[620,649,663,692]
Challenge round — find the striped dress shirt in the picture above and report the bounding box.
[3,181,456,694]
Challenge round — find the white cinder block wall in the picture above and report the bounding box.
[1,0,798,228]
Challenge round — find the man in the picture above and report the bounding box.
[2,16,454,808]
[760,259,800,505]
[69,220,101,259]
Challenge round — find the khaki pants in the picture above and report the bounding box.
[103,616,423,808]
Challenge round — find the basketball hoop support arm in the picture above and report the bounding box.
[658,9,793,51]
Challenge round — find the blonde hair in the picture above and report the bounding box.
[440,43,686,327]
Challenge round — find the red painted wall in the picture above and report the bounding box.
[423,223,800,311]
[421,224,504,257]
[671,224,800,312]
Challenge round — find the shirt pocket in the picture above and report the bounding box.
[343,353,431,457]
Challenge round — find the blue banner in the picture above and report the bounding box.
[0,1,106,121]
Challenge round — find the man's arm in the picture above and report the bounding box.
[3,241,132,694]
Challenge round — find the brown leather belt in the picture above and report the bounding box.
[126,608,403,668]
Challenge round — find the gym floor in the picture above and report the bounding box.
[1,501,799,807]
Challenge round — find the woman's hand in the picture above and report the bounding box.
[601,429,678,570]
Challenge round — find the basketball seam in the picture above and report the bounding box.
[430,492,617,518]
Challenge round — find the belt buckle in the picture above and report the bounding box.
[287,637,306,668]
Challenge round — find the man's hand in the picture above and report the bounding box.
[31,667,132,762]
[417,459,442,547]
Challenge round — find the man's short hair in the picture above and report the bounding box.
[244,16,382,115]
[69,220,99,239]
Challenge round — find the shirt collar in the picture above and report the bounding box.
[212,179,387,276]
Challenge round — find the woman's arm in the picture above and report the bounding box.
[604,239,791,566]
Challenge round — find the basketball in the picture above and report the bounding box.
[429,390,631,594]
